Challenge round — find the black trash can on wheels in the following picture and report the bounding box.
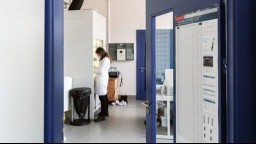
[70,87,91,126]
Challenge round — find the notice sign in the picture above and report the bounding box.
[176,7,219,143]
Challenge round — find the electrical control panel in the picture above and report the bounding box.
[108,43,134,61]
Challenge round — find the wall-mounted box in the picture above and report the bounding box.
[108,43,134,61]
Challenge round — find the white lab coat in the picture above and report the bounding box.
[95,57,110,96]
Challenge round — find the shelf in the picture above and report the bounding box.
[156,93,174,102]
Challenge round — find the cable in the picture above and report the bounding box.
[119,71,123,87]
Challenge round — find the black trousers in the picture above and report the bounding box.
[99,94,109,117]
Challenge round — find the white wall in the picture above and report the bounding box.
[0,0,44,143]
[109,0,146,95]
[156,12,174,29]
[82,0,108,18]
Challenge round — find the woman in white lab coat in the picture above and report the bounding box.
[94,47,111,122]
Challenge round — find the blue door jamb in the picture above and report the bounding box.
[136,30,146,101]
[45,0,64,143]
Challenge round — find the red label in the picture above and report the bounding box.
[176,15,185,21]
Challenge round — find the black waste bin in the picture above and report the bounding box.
[70,87,91,126]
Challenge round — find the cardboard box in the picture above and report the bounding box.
[107,89,118,102]
[108,78,118,89]
[107,78,118,101]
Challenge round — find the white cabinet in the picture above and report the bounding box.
[64,76,72,112]
[64,10,106,119]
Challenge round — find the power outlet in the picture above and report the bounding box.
[203,113,215,143]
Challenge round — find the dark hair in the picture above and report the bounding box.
[95,47,112,62]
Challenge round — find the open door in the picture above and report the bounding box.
[146,0,225,143]
[175,5,226,143]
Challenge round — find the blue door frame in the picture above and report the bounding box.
[45,0,64,143]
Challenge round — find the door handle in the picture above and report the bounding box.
[146,100,151,114]
[140,67,146,72]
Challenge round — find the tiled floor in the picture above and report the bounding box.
[64,97,174,143]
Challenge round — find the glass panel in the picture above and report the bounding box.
[155,12,174,143]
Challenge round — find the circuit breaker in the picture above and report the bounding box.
[108,43,134,61]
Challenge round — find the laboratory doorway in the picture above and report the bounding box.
[45,0,154,143]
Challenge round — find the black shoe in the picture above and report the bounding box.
[94,116,106,122]
[98,113,109,117]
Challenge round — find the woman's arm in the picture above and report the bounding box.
[94,58,110,75]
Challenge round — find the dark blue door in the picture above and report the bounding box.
[146,0,223,143]
[136,30,146,100]
[226,0,256,142]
